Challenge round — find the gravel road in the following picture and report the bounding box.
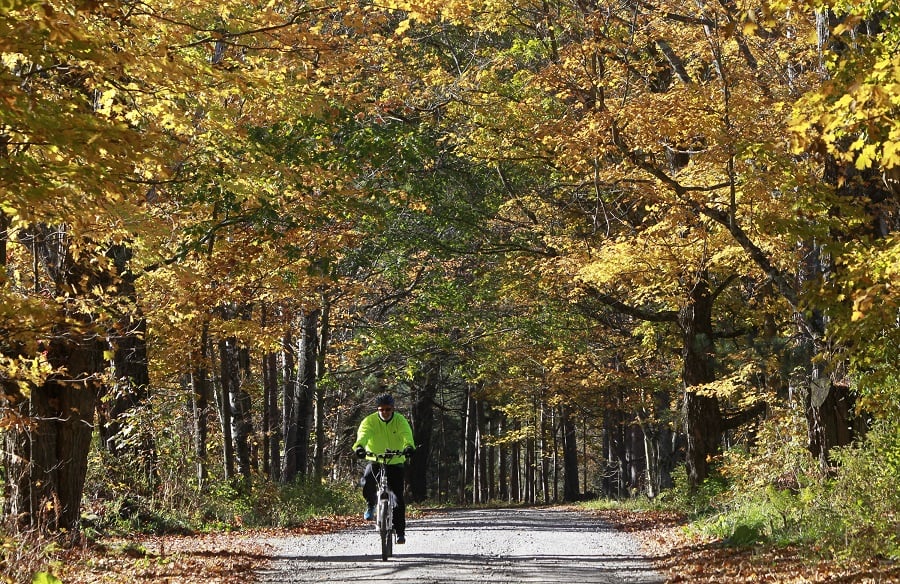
[255,507,665,583]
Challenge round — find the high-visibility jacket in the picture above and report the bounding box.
[352,411,415,464]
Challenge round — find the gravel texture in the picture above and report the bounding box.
[256,507,665,583]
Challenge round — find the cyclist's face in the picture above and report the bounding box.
[377,406,394,421]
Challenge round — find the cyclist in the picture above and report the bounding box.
[353,392,415,544]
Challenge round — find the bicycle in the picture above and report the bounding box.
[366,449,403,561]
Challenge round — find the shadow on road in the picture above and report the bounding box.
[413,508,623,533]
[257,507,665,583]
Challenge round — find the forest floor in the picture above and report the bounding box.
[43,507,900,583]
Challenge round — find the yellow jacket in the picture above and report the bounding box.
[352,412,415,465]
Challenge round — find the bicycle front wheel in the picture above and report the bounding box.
[380,524,393,560]
[377,501,393,560]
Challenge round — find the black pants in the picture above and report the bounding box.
[362,462,406,534]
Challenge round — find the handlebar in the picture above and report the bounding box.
[367,449,407,458]
[356,448,414,460]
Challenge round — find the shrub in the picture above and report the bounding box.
[656,464,730,518]
[813,419,900,560]
[201,476,359,529]
[687,409,900,558]
[269,479,359,528]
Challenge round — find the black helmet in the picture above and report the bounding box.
[376,393,395,407]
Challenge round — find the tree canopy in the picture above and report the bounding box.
[1,0,898,564]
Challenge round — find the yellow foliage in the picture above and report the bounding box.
[0,354,56,400]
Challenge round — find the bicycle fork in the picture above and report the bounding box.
[376,487,396,531]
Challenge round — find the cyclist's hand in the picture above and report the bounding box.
[402,445,414,456]
[355,446,366,458]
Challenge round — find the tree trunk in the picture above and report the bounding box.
[796,227,865,467]
[6,335,102,531]
[282,329,299,481]
[510,420,521,502]
[627,425,645,495]
[642,423,660,498]
[314,300,330,479]
[525,427,536,504]
[539,402,551,502]
[807,378,857,468]
[498,413,509,501]
[233,343,254,481]
[191,322,211,491]
[603,408,627,498]
[653,387,678,493]
[582,419,588,497]
[408,364,437,502]
[217,339,235,481]
[680,273,724,488]
[97,244,156,486]
[487,412,496,501]
[4,225,113,532]
[475,399,488,503]
[295,309,318,478]
[437,384,449,503]
[551,407,559,503]
[262,348,280,481]
[561,406,580,502]
[460,387,475,503]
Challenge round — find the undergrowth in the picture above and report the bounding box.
[610,411,900,562]
[0,444,361,584]
[80,473,359,535]
[710,413,899,560]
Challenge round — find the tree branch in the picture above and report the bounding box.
[139,214,247,277]
[582,282,679,323]
[697,204,798,309]
[655,39,693,84]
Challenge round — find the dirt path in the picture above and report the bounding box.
[255,507,664,583]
